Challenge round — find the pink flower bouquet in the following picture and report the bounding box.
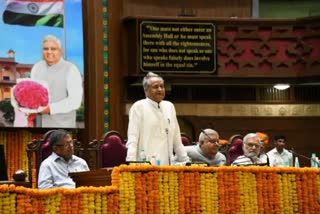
[11,79,49,127]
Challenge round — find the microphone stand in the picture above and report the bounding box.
[289,148,320,167]
[166,128,171,165]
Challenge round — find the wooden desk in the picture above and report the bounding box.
[69,168,113,187]
[0,180,32,188]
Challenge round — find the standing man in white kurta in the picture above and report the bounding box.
[126,72,188,165]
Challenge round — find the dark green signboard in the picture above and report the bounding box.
[140,21,216,74]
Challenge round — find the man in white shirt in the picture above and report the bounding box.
[267,135,293,167]
[232,133,269,166]
[126,72,188,165]
[185,129,226,166]
[38,129,89,189]
[31,35,83,128]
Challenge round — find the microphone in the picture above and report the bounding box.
[289,148,320,167]
[201,129,220,146]
[261,152,270,166]
[201,129,211,139]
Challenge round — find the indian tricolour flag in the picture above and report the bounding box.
[2,0,64,27]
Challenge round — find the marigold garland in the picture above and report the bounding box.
[0,130,41,182]
[0,167,319,213]
[239,171,258,214]
[218,169,241,213]
[317,174,320,206]
[119,171,136,214]
[159,171,179,214]
[200,172,218,214]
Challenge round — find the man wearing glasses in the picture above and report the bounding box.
[185,129,226,166]
[30,34,83,128]
[38,129,89,189]
[231,133,269,166]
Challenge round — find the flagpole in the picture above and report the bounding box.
[63,0,67,59]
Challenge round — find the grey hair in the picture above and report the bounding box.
[199,128,219,143]
[142,72,164,90]
[243,133,261,145]
[49,129,69,147]
[42,35,62,49]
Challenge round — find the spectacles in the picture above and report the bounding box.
[55,142,73,148]
[201,130,220,146]
[208,139,220,145]
[43,47,58,51]
[244,142,261,148]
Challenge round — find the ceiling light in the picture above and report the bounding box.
[274,84,290,90]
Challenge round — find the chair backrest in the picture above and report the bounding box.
[37,129,57,162]
[89,131,127,168]
[227,134,244,165]
[181,132,192,146]
[218,139,230,161]
[26,130,54,187]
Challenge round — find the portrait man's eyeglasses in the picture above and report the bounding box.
[43,47,58,51]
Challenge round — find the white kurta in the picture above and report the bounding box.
[30,58,83,127]
[126,98,188,165]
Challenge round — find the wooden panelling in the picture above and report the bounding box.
[122,0,252,18]
[109,0,126,134]
[79,0,105,157]
[295,86,320,102]
[122,16,320,80]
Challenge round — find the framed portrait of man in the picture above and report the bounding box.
[0,0,85,128]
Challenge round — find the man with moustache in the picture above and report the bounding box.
[231,133,269,166]
[126,72,188,165]
[38,129,89,189]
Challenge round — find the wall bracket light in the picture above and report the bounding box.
[273,84,290,90]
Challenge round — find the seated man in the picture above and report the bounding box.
[267,134,293,167]
[185,128,226,166]
[38,129,89,189]
[231,133,268,166]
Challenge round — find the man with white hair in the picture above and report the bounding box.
[185,128,226,166]
[126,72,188,165]
[31,34,83,128]
[231,133,269,166]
